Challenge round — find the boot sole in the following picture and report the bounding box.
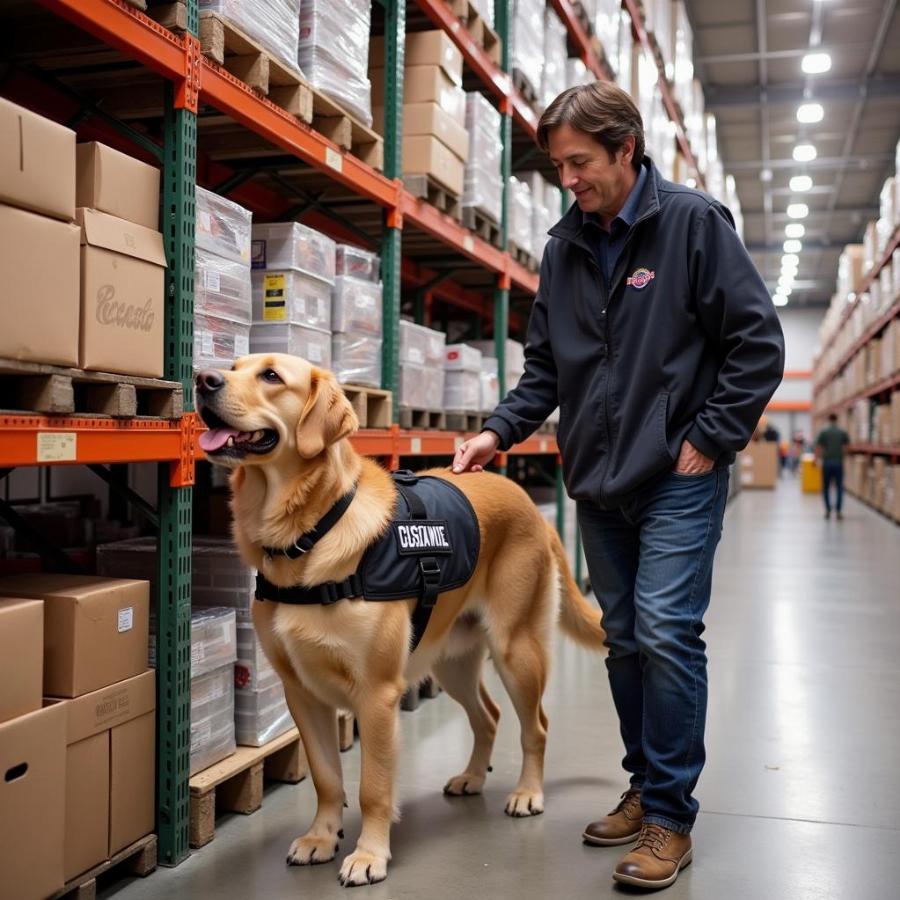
[582,829,641,846]
[612,848,693,888]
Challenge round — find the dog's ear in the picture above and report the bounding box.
[295,369,359,458]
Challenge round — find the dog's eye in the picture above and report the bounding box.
[260,369,283,384]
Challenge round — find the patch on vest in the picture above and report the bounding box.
[393,520,453,555]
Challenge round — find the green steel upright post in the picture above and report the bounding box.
[555,456,565,541]
[381,0,404,422]
[156,0,197,866]
[494,0,512,403]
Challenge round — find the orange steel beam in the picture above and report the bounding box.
[766,401,811,412]
[550,0,611,80]
[782,370,812,379]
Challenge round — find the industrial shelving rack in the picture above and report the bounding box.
[0,0,711,866]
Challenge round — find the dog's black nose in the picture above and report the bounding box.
[195,369,225,396]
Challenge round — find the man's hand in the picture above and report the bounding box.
[674,440,715,475]
[452,431,500,474]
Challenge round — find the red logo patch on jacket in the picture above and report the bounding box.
[627,268,655,290]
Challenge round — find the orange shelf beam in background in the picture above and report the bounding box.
[766,401,811,412]
[782,370,812,379]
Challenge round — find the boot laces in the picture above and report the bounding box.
[612,789,641,817]
[634,823,670,853]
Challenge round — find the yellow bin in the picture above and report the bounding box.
[800,455,822,493]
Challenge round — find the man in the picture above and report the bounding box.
[815,413,850,519]
[452,82,784,891]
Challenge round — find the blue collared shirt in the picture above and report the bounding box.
[584,164,648,290]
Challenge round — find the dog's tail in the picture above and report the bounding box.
[546,520,606,651]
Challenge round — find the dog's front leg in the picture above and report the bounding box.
[282,680,346,867]
[339,682,403,887]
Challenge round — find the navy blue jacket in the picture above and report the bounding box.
[483,159,785,509]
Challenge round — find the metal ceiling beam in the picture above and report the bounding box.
[741,205,879,219]
[695,44,873,66]
[704,75,900,108]
[746,241,847,252]
[725,154,893,172]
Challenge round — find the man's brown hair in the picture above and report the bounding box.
[537,82,645,170]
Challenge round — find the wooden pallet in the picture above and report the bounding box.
[511,67,539,107]
[508,241,540,273]
[189,726,310,848]
[399,408,447,431]
[0,359,183,418]
[122,0,147,9]
[339,384,393,429]
[445,411,485,433]
[462,206,502,248]
[447,0,501,65]
[403,174,463,222]
[49,834,156,900]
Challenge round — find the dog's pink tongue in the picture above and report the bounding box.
[199,428,239,452]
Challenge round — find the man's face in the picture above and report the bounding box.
[547,123,635,217]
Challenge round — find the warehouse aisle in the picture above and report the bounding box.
[107,485,900,900]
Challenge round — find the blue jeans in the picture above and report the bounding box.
[822,461,844,513]
[577,469,728,834]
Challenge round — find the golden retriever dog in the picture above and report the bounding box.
[195,353,605,887]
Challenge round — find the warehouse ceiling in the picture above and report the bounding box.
[685,0,900,308]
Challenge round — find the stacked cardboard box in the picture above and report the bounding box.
[738,442,779,489]
[399,320,446,409]
[299,0,373,127]
[0,575,154,887]
[199,0,300,73]
[444,344,482,411]
[372,31,469,196]
[1,99,79,369]
[195,187,253,370]
[463,92,503,224]
[249,222,336,367]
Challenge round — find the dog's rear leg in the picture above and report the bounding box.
[282,680,345,867]
[433,641,500,797]
[338,682,403,888]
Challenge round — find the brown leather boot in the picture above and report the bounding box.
[582,788,643,846]
[613,822,692,889]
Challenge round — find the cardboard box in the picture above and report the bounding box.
[0,203,80,366]
[403,135,465,195]
[374,102,469,161]
[370,30,463,85]
[0,96,75,221]
[0,574,150,698]
[0,704,66,900]
[0,599,43,724]
[738,442,779,489]
[370,65,466,125]
[76,142,160,229]
[77,208,166,377]
[48,670,155,879]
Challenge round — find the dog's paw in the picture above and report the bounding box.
[504,789,544,817]
[286,833,340,866]
[338,849,388,887]
[442,773,486,796]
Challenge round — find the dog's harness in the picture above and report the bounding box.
[255,471,480,648]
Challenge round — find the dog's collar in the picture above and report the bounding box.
[262,485,357,561]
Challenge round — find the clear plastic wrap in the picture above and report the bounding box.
[594,0,621,73]
[249,323,332,369]
[480,369,499,412]
[335,244,380,282]
[194,311,251,371]
[463,92,503,222]
[251,222,336,283]
[190,708,236,775]
[298,0,373,127]
[196,186,252,265]
[565,57,592,88]
[331,333,383,387]
[444,370,481,411]
[191,663,234,721]
[235,622,281,693]
[195,247,252,325]
[616,10,634,95]
[198,0,300,72]
[466,339,526,386]
[470,0,494,29]
[251,269,332,329]
[235,683,293,747]
[399,363,427,408]
[424,366,445,410]
[331,276,383,335]
[399,320,446,366]
[511,0,544,102]
[507,176,534,256]
[541,7,568,109]
[445,343,482,372]
[190,607,237,678]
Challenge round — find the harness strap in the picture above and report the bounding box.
[255,571,362,605]
[262,485,357,560]
[396,479,440,646]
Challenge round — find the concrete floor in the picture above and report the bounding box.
[106,484,900,899]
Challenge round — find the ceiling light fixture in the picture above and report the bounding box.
[782,254,800,268]
[774,295,790,307]
[801,52,832,75]
[784,239,803,253]
[779,269,796,281]
[796,103,824,124]
[790,175,814,192]
[787,203,810,219]
[793,144,818,162]
[785,223,806,238]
